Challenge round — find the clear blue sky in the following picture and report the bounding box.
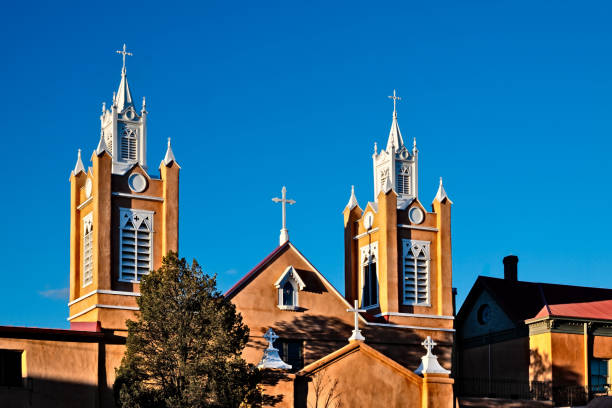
[1,1,611,328]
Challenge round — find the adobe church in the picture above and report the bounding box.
[0,47,455,407]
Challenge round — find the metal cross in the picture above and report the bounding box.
[116,44,133,71]
[388,89,401,115]
[347,300,366,341]
[272,186,296,245]
[263,328,279,350]
[422,336,437,355]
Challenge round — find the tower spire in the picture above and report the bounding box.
[115,44,134,112]
[386,89,404,151]
[73,149,85,175]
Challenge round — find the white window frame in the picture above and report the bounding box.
[274,266,306,311]
[82,213,94,287]
[402,239,431,306]
[396,166,411,195]
[120,126,138,161]
[119,208,154,283]
[359,242,379,309]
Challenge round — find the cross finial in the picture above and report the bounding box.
[422,336,437,356]
[388,89,401,117]
[263,328,279,350]
[346,300,366,341]
[116,43,133,73]
[272,186,296,246]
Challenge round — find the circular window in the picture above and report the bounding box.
[85,178,93,198]
[477,304,491,325]
[128,173,148,193]
[409,207,424,224]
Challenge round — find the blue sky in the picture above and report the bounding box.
[1,1,611,328]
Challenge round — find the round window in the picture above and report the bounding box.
[477,304,491,325]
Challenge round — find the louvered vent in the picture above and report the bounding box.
[120,128,137,161]
[403,240,430,305]
[82,214,94,287]
[119,209,152,282]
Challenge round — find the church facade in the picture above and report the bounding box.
[0,48,455,407]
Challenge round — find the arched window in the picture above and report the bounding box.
[282,281,295,306]
[403,240,430,306]
[119,208,153,282]
[362,253,378,307]
[396,166,410,195]
[82,213,93,287]
[120,127,137,161]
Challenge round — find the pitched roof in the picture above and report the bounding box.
[458,276,612,324]
[531,299,612,322]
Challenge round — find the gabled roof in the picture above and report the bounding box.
[298,340,422,385]
[531,299,612,322]
[458,276,612,325]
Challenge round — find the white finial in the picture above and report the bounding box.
[413,137,417,151]
[272,186,296,246]
[434,177,452,203]
[347,300,366,341]
[116,43,133,73]
[101,102,106,113]
[382,174,393,194]
[95,133,109,156]
[73,149,85,175]
[112,91,117,105]
[257,328,292,370]
[163,137,177,166]
[374,142,378,154]
[346,185,359,210]
[142,96,147,112]
[414,336,451,375]
[388,89,401,117]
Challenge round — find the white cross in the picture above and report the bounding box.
[422,336,437,356]
[272,186,296,246]
[263,328,279,350]
[346,300,366,341]
[388,89,401,115]
[116,43,133,71]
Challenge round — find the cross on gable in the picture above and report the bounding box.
[422,336,437,355]
[271,186,296,245]
[346,300,366,341]
[263,328,279,349]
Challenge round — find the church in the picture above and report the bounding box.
[0,46,457,407]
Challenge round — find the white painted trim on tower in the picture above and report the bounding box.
[112,192,164,202]
[366,322,455,332]
[67,289,141,306]
[77,197,94,210]
[397,224,438,232]
[353,227,380,240]
[67,304,140,321]
[373,312,454,320]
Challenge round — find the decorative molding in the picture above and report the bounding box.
[67,304,139,321]
[398,224,438,232]
[367,322,455,333]
[374,312,454,320]
[112,192,163,202]
[77,196,93,210]
[68,289,141,306]
[353,227,379,240]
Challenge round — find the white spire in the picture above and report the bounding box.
[382,174,393,193]
[73,149,85,175]
[386,89,404,151]
[346,185,359,210]
[95,133,109,156]
[434,177,452,203]
[163,138,177,166]
[115,44,134,112]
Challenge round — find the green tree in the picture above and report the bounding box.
[115,252,261,408]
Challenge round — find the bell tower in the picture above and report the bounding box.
[68,45,180,332]
[343,91,453,330]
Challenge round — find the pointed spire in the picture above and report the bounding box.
[346,185,359,210]
[141,96,147,114]
[434,177,452,203]
[413,137,418,153]
[382,174,393,193]
[95,133,109,156]
[115,44,134,112]
[163,138,177,166]
[386,89,404,151]
[73,149,85,175]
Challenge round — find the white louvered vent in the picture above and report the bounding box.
[119,209,153,282]
[403,240,430,306]
[396,167,410,195]
[104,132,113,154]
[120,127,137,161]
[82,213,94,287]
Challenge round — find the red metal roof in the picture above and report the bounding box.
[533,299,612,321]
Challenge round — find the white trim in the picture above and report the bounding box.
[353,227,379,240]
[77,196,93,210]
[67,289,141,306]
[398,224,438,232]
[67,304,140,321]
[367,322,455,332]
[360,242,379,309]
[402,239,431,306]
[112,192,164,202]
[374,312,454,320]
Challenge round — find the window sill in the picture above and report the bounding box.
[277,305,300,311]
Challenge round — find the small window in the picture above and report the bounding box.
[362,259,378,307]
[282,282,295,306]
[83,213,94,287]
[275,266,305,310]
[0,350,22,387]
[273,339,304,370]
